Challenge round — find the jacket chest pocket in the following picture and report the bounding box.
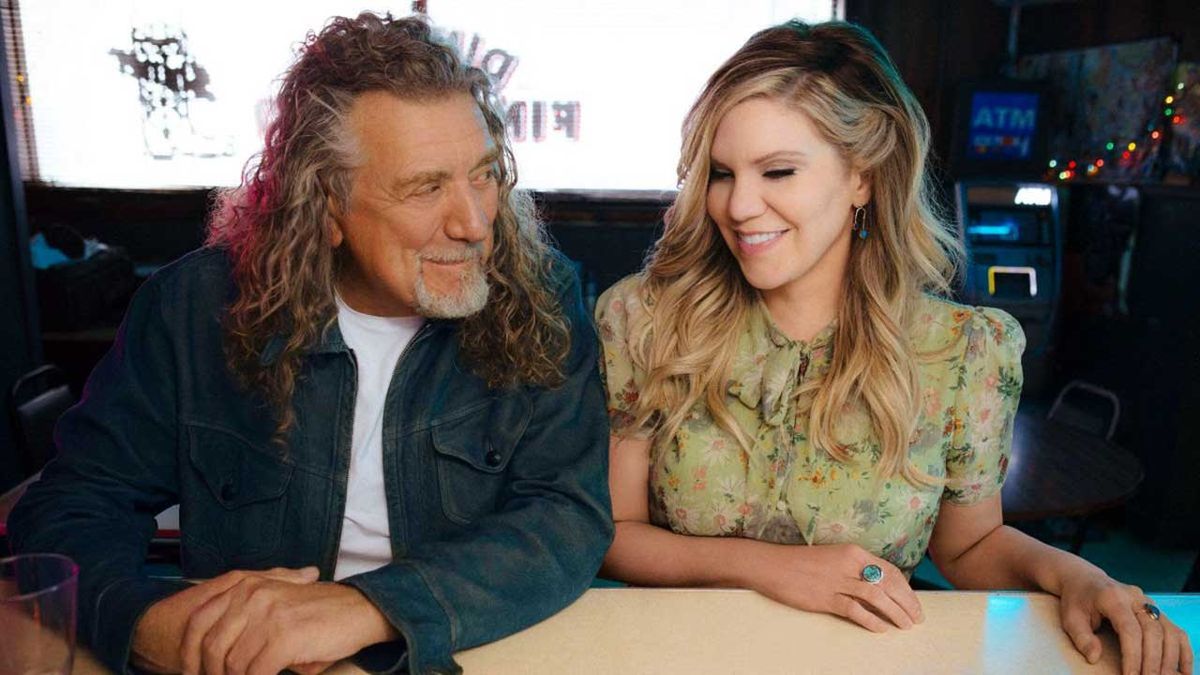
[183,423,295,564]
[430,395,531,525]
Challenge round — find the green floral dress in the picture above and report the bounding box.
[596,275,1026,575]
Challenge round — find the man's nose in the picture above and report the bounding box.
[444,180,493,243]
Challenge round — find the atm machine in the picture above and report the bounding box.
[956,181,1061,397]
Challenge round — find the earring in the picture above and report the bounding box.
[852,205,869,239]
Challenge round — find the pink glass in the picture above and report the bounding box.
[0,553,79,675]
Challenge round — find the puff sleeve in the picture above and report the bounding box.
[594,275,652,439]
[942,307,1026,504]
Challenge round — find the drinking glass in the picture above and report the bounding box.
[0,553,79,675]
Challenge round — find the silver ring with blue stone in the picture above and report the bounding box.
[861,563,884,584]
[1143,603,1162,621]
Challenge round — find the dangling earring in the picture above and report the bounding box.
[852,205,869,240]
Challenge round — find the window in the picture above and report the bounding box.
[8,0,838,192]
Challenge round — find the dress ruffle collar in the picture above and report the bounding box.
[726,302,836,427]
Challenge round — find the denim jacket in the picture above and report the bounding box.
[8,247,614,674]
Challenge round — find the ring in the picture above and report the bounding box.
[861,564,884,584]
[1142,603,1162,621]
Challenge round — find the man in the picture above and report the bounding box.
[9,13,612,675]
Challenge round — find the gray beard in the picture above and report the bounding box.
[413,258,490,319]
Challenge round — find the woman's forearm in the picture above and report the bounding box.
[937,524,1103,595]
[603,520,928,633]
[600,520,771,589]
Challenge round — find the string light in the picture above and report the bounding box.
[1044,79,1191,182]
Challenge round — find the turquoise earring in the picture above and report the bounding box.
[852,205,869,239]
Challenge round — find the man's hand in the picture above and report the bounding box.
[132,567,320,673]
[179,571,399,675]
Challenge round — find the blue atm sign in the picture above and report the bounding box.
[968,92,1039,160]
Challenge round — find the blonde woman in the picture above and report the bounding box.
[597,20,1190,675]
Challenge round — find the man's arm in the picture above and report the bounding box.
[340,265,615,675]
[7,275,190,674]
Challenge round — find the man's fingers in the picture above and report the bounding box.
[1061,606,1103,664]
[184,570,250,606]
[180,591,234,675]
[291,661,335,675]
[193,567,315,602]
[256,566,320,584]
[224,615,271,675]
[199,609,249,675]
[245,636,294,675]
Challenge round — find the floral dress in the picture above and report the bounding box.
[595,275,1026,575]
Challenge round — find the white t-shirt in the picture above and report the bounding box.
[332,295,424,581]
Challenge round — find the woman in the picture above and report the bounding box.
[597,20,1191,675]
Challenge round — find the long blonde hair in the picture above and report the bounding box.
[624,20,962,485]
[207,13,569,440]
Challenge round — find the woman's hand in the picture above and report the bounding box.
[1058,569,1193,675]
[748,542,923,632]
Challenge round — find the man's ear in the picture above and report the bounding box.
[326,197,344,248]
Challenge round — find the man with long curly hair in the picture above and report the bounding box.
[9,13,613,675]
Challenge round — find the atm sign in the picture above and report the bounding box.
[968,92,1039,160]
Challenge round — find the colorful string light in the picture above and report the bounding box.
[1045,79,1188,182]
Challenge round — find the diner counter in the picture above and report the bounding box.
[441,589,1199,674]
[73,588,1197,674]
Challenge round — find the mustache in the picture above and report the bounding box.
[419,243,485,264]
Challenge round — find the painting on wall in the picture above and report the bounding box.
[1164,62,1200,184]
[1016,38,1177,183]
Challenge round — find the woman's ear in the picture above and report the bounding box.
[851,168,872,207]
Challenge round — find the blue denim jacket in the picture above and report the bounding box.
[8,247,613,674]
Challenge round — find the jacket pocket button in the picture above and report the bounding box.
[484,448,502,467]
